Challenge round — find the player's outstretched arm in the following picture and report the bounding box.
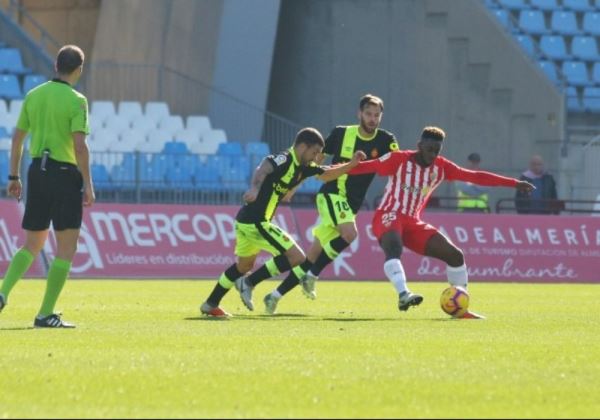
[515,180,536,193]
[243,158,274,203]
[317,150,366,182]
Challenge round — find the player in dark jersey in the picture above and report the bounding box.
[349,126,535,318]
[199,128,366,318]
[262,94,399,315]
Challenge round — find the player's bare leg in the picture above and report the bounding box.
[424,233,484,319]
[379,231,423,311]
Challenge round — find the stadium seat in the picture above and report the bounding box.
[217,141,243,156]
[0,75,23,100]
[204,129,227,146]
[107,139,135,153]
[174,129,201,148]
[131,115,158,134]
[498,0,527,9]
[162,141,189,155]
[205,155,233,177]
[186,115,212,134]
[582,12,600,36]
[117,101,143,120]
[139,163,166,189]
[8,99,22,115]
[582,87,600,112]
[571,36,599,61]
[158,115,184,134]
[135,139,164,153]
[90,164,112,190]
[519,10,549,34]
[515,34,536,56]
[221,166,248,192]
[89,117,104,133]
[189,139,219,156]
[592,62,600,84]
[538,60,559,84]
[550,11,580,36]
[23,74,46,93]
[0,99,7,115]
[88,128,117,152]
[147,129,173,146]
[490,9,514,31]
[104,115,131,134]
[566,87,584,111]
[119,128,146,146]
[110,165,136,189]
[165,166,195,190]
[530,0,560,10]
[562,0,594,11]
[144,101,170,121]
[562,61,591,86]
[0,48,31,74]
[540,35,571,60]
[91,101,116,123]
[194,166,221,191]
[0,126,9,139]
[0,136,11,151]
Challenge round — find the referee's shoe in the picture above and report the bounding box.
[34,313,75,328]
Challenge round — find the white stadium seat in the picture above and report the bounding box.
[119,128,147,146]
[174,129,201,148]
[117,101,143,120]
[91,100,116,123]
[104,115,131,134]
[145,101,170,121]
[158,115,184,134]
[8,99,22,115]
[131,115,158,135]
[186,115,211,134]
[203,129,227,146]
[147,129,173,146]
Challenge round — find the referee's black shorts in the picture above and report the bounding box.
[22,157,84,231]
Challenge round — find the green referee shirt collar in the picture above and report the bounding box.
[51,78,71,86]
[289,147,300,166]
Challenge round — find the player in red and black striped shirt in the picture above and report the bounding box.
[349,126,535,318]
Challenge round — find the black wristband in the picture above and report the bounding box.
[8,175,20,181]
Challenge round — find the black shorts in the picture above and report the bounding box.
[22,157,83,231]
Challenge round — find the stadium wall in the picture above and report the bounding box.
[267,0,565,208]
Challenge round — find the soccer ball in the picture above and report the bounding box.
[440,286,469,317]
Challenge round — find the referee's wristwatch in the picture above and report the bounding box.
[8,175,20,181]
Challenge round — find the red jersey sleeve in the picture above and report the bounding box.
[349,151,406,176]
[442,158,518,187]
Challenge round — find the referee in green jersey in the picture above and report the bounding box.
[199,128,365,318]
[0,45,94,328]
[264,94,399,313]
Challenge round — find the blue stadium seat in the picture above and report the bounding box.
[562,61,591,86]
[0,75,22,100]
[221,167,248,192]
[0,153,8,184]
[571,36,599,61]
[519,10,549,34]
[582,12,600,36]
[538,60,559,84]
[583,87,600,112]
[23,74,46,93]
[205,155,233,177]
[217,141,243,156]
[0,48,31,74]
[491,9,514,31]
[166,154,198,173]
[592,62,600,84]
[540,35,570,60]
[562,0,594,11]
[497,0,527,9]
[297,177,323,194]
[515,34,536,56]
[140,165,166,189]
[162,141,189,155]
[245,141,270,156]
[194,166,221,191]
[91,163,112,190]
[0,126,9,138]
[530,0,560,10]
[566,87,584,111]
[550,11,580,36]
[110,165,136,189]
[165,166,194,190]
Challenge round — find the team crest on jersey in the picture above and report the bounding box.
[371,149,379,158]
[273,154,288,166]
[339,212,346,219]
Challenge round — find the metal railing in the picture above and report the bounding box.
[2,0,61,54]
[496,198,600,215]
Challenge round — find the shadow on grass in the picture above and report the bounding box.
[185,315,453,322]
[0,326,35,331]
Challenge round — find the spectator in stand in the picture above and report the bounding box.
[455,153,490,213]
[515,155,559,215]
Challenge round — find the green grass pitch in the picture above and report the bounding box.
[0,279,598,418]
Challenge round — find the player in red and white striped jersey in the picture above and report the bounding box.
[349,126,535,318]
